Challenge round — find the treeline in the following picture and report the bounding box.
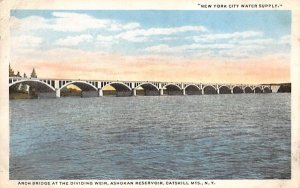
[277,83,291,93]
[9,64,37,78]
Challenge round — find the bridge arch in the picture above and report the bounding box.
[184,84,200,90]
[263,86,271,93]
[203,85,217,94]
[134,83,159,96]
[102,82,132,91]
[164,83,182,95]
[59,81,98,91]
[164,83,181,90]
[232,86,244,94]
[254,87,263,93]
[135,83,159,91]
[218,85,231,94]
[102,82,132,97]
[244,86,254,93]
[184,84,201,95]
[9,80,55,92]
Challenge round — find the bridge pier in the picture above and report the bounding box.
[55,89,60,98]
[98,89,103,97]
[132,89,137,96]
[182,89,186,95]
[159,89,164,96]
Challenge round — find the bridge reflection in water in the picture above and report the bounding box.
[9,77,278,98]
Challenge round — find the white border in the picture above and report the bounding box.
[1,0,299,188]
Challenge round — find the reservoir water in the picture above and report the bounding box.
[9,93,291,179]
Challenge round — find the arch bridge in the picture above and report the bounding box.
[9,77,276,98]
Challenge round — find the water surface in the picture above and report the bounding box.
[10,94,291,179]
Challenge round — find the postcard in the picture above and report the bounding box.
[0,0,299,188]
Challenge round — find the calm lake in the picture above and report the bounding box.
[9,93,291,179]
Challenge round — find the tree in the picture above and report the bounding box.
[31,68,37,78]
[23,73,27,78]
[9,64,15,77]
[16,71,21,77]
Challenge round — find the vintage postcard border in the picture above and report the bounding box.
[1,0,299,188]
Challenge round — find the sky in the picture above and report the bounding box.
[10,10,291,84]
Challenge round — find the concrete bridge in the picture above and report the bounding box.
[9,77,280,98]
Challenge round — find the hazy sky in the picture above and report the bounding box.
[10,10,291,84]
